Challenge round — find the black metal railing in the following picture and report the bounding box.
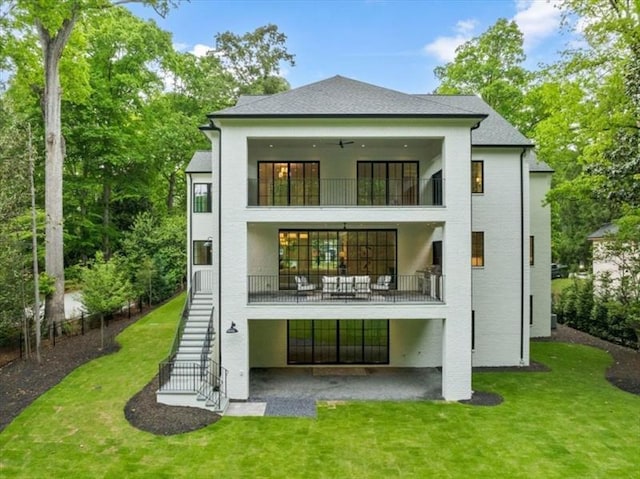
[247,178,444,207]
[165,287,191,364]
[157,272,228,410]
[197,364,228,411]
[158,360,202,391]
[247,273,444,303]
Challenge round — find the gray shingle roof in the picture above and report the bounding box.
[529,158,554,173]
[588,223,619,240]
[209,75,486,118]
[186,150,211,173]
[415,94,532,147]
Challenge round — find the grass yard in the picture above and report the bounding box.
[0,295,638,478]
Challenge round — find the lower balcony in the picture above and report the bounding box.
[248,273,444,304]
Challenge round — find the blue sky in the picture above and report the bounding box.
[130,0,570,93]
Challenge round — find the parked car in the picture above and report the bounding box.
[551,263,568,279]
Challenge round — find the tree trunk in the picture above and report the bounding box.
[36,16,78,331]
[102,179,111,259]
[100,314,104,350]
[166,170,176,212]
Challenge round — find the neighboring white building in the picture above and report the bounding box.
[588,223,638,293]
[160,76,552,408]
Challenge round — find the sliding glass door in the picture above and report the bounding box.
[288,319,389,364]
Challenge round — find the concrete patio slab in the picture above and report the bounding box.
[224,401,267,416]
[250,367,442,401]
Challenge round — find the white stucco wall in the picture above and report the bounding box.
[471,148,530,366]
[529,169,552,338]
[187,171,214,288]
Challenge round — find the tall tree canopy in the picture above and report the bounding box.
[2,0,176,325]
[214,23,295,95]
[434,18,530,130]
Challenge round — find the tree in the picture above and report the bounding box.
[434,18,530,130]
[80,251,131,349]
[214,23,295,96]
[0,98,30,353]
[120,212,186,305]
[2,0,176,328]
[62,6,174,258]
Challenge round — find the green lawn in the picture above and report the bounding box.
[1,295,638,478]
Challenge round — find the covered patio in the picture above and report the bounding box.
[226,367,443,417]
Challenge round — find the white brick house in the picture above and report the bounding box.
[163,76,552,407]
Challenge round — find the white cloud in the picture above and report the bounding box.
[513,0,562,50]
[173,42,189,52]
[190,43,214,57]
[423,19,478,62]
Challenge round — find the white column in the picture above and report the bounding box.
[441,129,472,401]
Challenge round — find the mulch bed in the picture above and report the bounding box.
[124,376,220,436]
[1,318,637,435]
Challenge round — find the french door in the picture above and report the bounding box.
[258,162,319,205]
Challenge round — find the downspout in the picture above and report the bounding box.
[519,148,526,365]
[209,121,223,374]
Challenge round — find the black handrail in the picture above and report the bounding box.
[247,273,445,303]
[248,177,444,207]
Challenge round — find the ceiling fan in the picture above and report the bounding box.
[329,139,354,148]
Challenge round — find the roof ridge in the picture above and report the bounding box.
[412,94,483,116]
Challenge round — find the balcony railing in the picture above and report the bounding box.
[247,178,444,207]
[248,274,444,304]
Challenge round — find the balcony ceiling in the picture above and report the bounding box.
[248,137,438,151]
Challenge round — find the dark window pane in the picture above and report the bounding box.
[193,240,212,265]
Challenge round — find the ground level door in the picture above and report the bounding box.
[287,320,389,364]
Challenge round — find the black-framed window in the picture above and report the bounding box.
[193,183,212,212]
[530,236,535,266]
[471,310,475,350]
[278,229,397,290]
[193,240,212,265]
[530,295,534,325]
[472,231,484,267]
[258,162,319,205]
[288,319,389,364]
[472,161,484,193]
[357,161,418,205]
[432,240,442,266]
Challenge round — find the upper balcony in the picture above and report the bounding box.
[247,177,443,207]
[246,137,444,208]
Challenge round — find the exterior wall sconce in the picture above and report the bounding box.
[226,322,238,334]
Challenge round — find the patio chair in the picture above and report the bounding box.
[370,275,392,293]
[295,275,316,300]
[354,275,371,298]
[321,276,340,298]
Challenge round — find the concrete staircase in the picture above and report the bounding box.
[156,292,228,412]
